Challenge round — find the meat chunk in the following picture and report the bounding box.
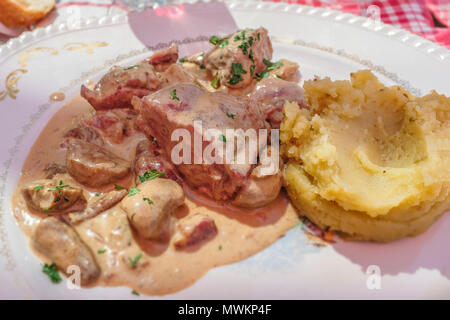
[64,125,104,146]
[120,178,185,240]
[80,63,160,110]
[173,214,217,249]
[66,139,130,187]
[69,189,127,224]
[147,43,178,72]
[231,145,283,208]
[132,82,269,201]
[65,109,137,146]
[250,77,306,128]
[31,217,100,286]
[134,140,181,185]
[159,64,198,88]
[83,109,138,144]
[22,176,86,214]
[203,28,273,89]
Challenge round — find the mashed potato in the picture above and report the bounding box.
[281,70,450,242]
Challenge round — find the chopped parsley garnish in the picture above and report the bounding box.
[95,192,102,197]
[139,169,165,183]
[219,134,227,142]
[200,64,206,69]
[123,65,139,71]
[143,197,154,205]
[128,187,140,197]
[257,32,261,41]
[238,40,249,55]
[63,197,69,202]
[263,59,283,71]
[276,75,283,79]
[219,39,229,48]
[231,63,246,76]
[42,263,62,284]
[47,181,70,192]
[234,29,249,42]
[97,249,106,254]
[226,112,235,119]
[179,57,187,63]
[33,185,44,190]
[211,72,219,89]
[114,184,126,190]
[250,64,255,76]
[129,253,143,268]
[47,181,71,202]
[218,245,223,251]
[132,290,140,296]
[255,70,270,81]
[229,62,247,85]
[209,35,228,47]
[170,89,180,101]
[249,49,254,63]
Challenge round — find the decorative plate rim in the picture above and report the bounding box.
[0,0,449,298]
[0,0,449,63]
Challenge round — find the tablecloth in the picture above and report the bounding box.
[0,0,449,48]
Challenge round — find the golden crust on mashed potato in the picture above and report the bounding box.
[281,70,450,242]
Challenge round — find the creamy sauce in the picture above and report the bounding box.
[11,95,299,295]
[49,92,66,102]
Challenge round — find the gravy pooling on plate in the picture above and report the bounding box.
[11,27,303,295]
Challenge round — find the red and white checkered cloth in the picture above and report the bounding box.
[0,0,449,48]
[271,0,450,48]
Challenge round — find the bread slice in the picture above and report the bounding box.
[0,0,55,27]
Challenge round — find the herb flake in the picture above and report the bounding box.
[209,35,228,47]
[170,89,180,101]
[263,59,283,71]
[229,62,247,85]
[139,170,165,183]
[123,65,139,71]
[226,112,235,119]
[129,253,143,268]
[143,197,154,205]
[211,72,219,89]
[42,263,62,284]
[128,187,140,197]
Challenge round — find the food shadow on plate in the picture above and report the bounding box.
[332,212,450,279]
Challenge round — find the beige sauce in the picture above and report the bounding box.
[49,92,66,102]
[11,95,299,295]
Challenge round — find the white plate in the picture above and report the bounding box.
[0,0,449,299]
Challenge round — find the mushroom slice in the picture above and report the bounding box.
[22,178,85,214]
[31,217,100,286]
[69,189,127,224]
[66,139,130,187]
[120,178,184,240]
[231,145,283,208]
